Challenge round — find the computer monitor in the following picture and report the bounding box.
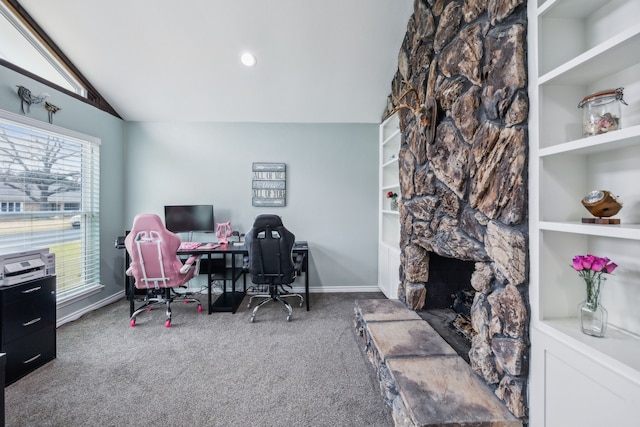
[164,205,214,233]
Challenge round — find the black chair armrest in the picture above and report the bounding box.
[179,255,201,274]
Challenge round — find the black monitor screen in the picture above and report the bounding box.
[164,205,214,233]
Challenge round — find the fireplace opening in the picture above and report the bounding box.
[418,253,476,362]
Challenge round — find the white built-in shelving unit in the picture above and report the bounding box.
[528,0,640,424]
[378,112,401,299]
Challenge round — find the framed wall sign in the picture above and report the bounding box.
[252,162,286,207]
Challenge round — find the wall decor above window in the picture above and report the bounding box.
[16,85,48,114]
[252,162,286,207]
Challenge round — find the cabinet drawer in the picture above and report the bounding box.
[1,277,55,305]
[3,297,56,343]
[5,325,55,385]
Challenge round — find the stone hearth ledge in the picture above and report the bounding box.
[354,299,521,427]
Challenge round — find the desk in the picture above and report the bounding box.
[178,243,246,314]
[176,242,310,314]
[118,237,310,314]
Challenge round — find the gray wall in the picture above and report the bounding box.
[124,122,379,290]
[0,65,126,321]
[0,63,381,324]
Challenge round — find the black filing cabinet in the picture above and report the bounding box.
[0,276,56,385]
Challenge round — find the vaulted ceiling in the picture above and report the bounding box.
[18,1,413,123]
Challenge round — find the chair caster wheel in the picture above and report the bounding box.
[130,318,136,327]
[165,319,171,328]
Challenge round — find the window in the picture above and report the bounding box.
[1,201,21,212]
[0,109,101,303]
[0,2,86,96]
[0,1,120,118]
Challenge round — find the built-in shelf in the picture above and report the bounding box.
[382,159,398,168]
[539,25,640,85]
[379,112,401,300]
[539,221,640,240]
[383,128,400,145]
[539,124,640,157]
[529,0,640,423]
[539,319,640,380]
[538,0,608,18]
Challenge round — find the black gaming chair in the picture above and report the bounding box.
[244,214,304,322]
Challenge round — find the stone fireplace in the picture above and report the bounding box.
[378,0,529,421]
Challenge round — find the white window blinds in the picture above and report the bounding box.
[0,109,101,301]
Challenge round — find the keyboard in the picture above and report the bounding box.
[178,241,202,250]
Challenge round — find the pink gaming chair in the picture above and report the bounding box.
[125,213,202,327]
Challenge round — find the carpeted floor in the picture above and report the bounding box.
[5,292,393,427]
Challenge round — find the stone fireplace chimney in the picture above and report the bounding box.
[382,0,529,419]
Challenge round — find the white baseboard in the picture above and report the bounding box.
[291,285,382,294]
[232,285,383,294]
[56,291,125,328]
[55,286,382,328]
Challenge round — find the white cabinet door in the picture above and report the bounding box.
[378,243,399,299]
[386,247,400,299]
[530,327,640,427]
[378,244,390,297]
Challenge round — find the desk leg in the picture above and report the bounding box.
[125,250,135,317]
[231,253,246,314]
[231,254,236,313]
[129,275,135,316]
[305,254,309,311]
[207,253,212,314]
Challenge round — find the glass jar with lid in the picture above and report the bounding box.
[578,88,627,137]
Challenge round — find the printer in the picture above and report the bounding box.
[0,248,56,287]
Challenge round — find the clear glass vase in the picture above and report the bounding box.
[578,276,608,338]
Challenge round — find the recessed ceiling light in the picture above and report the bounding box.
[240,52,257,67]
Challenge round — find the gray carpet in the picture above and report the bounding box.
[5,292,393,427]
